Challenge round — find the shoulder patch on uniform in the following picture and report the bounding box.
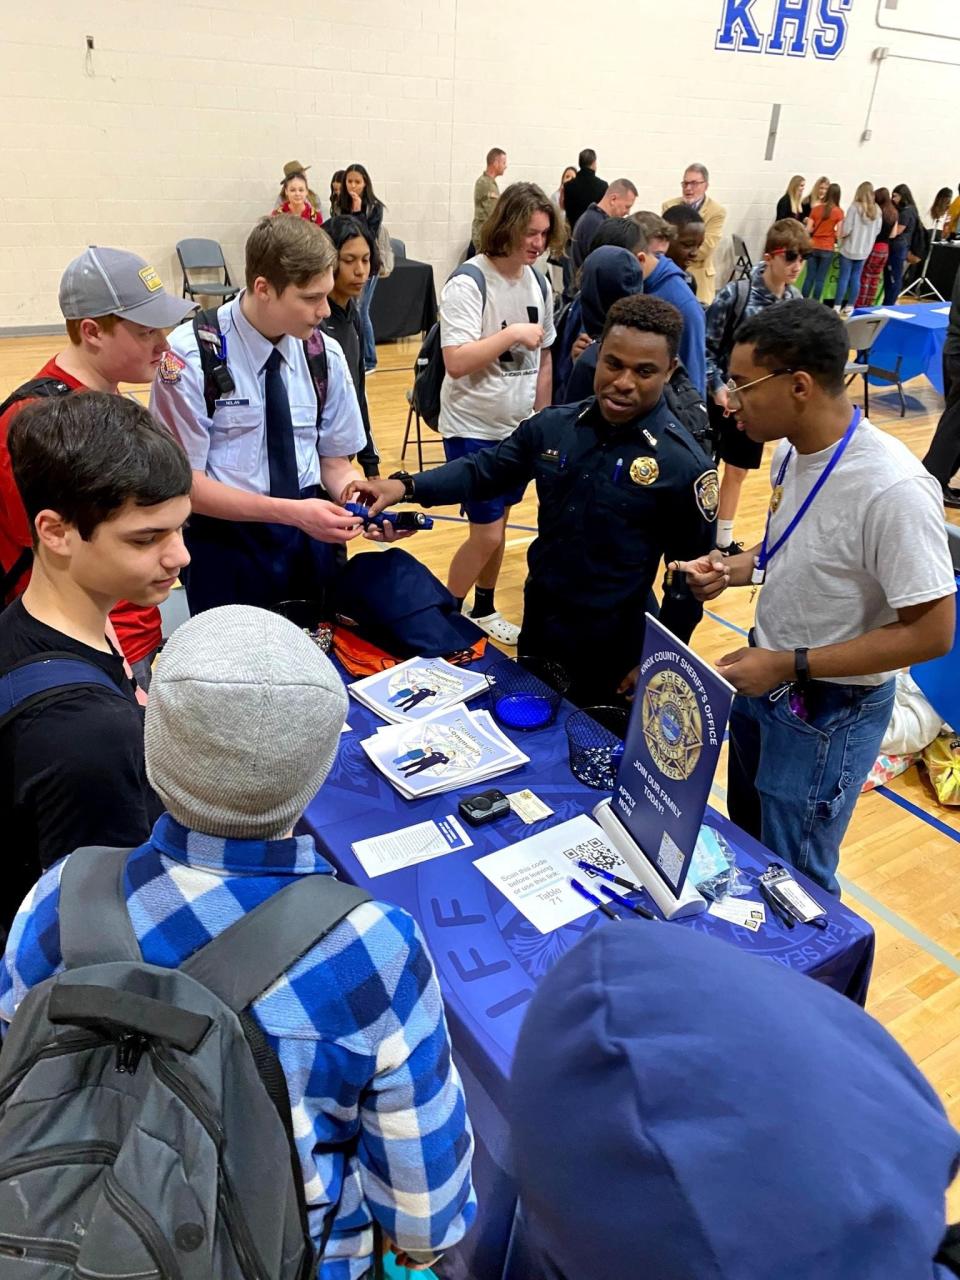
[158,351,185,384]
[695,469,719,522]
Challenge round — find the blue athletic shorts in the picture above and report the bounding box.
[442,435,527,524]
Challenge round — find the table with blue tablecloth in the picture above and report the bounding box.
[853,301,950,394]
[299,658,875,1280]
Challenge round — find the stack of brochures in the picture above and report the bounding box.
[349,656,489,724]
[360,705,529,799]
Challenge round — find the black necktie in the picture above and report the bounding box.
[264,347,299,499]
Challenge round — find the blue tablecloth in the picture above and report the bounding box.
[854,301,949,393]
[299,660,875,1280]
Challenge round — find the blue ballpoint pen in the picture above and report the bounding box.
[577,858,646,896]
[612,456,623,486]
[570,877,620,920]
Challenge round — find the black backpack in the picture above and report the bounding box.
[193,308,329,421]
[0,845,371,1279]
[0,376,74,602]
[909,215,928,263]
[413,263,549,431]
[665,367,712,453]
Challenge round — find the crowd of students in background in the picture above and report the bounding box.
[273,158,386,372]
[778,173,955,311]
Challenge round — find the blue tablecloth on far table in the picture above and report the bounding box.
[854,301,949,394]
[299,657,875,1280]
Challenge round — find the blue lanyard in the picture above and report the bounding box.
[757,407,862,574]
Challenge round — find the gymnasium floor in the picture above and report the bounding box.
[4,332,959,1213]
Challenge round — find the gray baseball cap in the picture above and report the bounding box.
[59,246,195,328]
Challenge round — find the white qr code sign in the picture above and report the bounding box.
[656,830,684,889]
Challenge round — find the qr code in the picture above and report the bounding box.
[563,836,620,877]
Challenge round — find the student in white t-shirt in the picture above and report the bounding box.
[680,300,955,895]
[437,182,560,645]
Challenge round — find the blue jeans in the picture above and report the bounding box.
[801,249,834,301]
[727,678,895,894]
[883,243,908,306]
[835,255,866,309]
[360,274,378,370]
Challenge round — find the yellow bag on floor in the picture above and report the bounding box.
[921,733,960,806]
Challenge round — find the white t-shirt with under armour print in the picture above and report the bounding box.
[439,255,555,442]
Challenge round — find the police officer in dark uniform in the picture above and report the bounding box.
[345,295,719,705]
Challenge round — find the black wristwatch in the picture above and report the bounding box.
[794,647,810,684]
[388,470,416,502]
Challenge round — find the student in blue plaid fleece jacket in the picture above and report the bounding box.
[0,605,476,1279]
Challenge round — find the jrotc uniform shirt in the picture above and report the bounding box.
[150,293,366,494]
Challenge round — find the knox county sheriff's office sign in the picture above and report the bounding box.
[716,0,852,58]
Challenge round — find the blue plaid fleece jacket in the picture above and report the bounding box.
[0,816,477,1279]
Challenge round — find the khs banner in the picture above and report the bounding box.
[716,0,853,59]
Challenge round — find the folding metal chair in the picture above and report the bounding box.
[401,357,444,472]
[843,313,907,417]
[729,234,754,282]
[176,238,239,303]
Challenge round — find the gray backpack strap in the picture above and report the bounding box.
[450,261,487,310]
[180,875,371,1012]
[59,846,140,969]
[529,265,549,304]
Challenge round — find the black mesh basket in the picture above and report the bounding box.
[565,705,629,789]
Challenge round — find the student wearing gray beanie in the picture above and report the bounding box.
[2,603,477,1273]
[145,604,347,839]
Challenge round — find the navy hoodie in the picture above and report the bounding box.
[511,922,959,1280]
[562,247,644,403]
[645,252,707,396]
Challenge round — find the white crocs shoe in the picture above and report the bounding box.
[471,610,520,646]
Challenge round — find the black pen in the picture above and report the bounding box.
[598,883,656,920]
[759,882,794,930]
[577,859,647,896]
[570,877,620,920]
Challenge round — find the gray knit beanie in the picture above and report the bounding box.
[145,605,347,839]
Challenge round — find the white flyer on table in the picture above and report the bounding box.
[473,814,632,934]
[349,656,488,723]
[352,814,473,878]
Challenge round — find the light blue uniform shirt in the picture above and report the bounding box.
[150,293,366,495]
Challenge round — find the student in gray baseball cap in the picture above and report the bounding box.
[58,245,194,335]
[0,247,194,682]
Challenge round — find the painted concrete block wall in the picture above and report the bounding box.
[0,0,957,327]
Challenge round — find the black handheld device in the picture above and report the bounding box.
[458,789,512,827]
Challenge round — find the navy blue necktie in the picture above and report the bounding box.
[264,347,299,499]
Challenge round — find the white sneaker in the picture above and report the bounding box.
[840,304,854,317]
[471,610,520,646]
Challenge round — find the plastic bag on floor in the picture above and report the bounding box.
[921,733,960,806]
[881,672,944,757]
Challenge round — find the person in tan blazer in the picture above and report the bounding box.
[663,163,727,304]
